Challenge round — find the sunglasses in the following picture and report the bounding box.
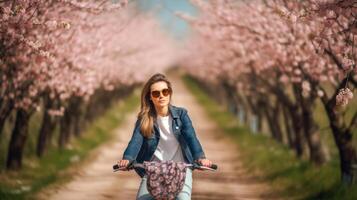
[151,88,171,98]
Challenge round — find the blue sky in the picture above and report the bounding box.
[135,0,198,40]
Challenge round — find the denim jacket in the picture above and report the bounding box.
[122,104,206,178]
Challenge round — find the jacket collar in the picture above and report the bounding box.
[153,104,179,130]
[153,104,179,137]
[168,104,180,119]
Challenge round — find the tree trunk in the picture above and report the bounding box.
[295,83,327,165]
[84,97,96,123]
[282,104,294,149]
[246,97,264,134]
[236,93,249,125]
[264,80,305,157]
[301,99,327,165]
[273,101,284,142]
[72,113,81,137]
[0,100,14,136]
[70,97,82,137]
[282,105,305,157]
[256,106,263,133]
[262,101,283,143]
[36,95,57,157]
[320,51,357,184]
[322,98,357,184]
[328,111,357,185]
[6,109,32,170]
[58,106,71,148]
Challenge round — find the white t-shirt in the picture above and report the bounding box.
[152,115,186,163]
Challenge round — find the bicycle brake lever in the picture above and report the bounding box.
[127,160,136,170]
[194,161,218,170]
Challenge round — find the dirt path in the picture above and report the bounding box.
[44,72,275,200]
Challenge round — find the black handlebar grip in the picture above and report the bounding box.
[113,164,119,170]
[211,164,218,170]
[114,160,135,171]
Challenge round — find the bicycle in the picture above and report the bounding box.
[113,160,218,200]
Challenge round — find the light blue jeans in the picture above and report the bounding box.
[136,168,193,200]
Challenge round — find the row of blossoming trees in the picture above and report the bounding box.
[0,0,176,170]
[181,0,356,184]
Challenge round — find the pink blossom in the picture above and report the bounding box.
[336,88,354,107]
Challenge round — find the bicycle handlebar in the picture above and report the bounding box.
[113,161,218,172]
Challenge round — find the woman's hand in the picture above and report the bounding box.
[118,159,130,170]
[196,158,213,167]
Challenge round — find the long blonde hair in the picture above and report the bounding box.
[138,73,173,138]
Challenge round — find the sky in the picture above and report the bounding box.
[135,0,198,40]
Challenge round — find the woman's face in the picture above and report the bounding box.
[150,81,171,109]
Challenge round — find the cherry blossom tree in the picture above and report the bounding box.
[276,0,357,184]
[1,0,177,169]
[181,0,356,184]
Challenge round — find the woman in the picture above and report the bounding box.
[118,73,212,200]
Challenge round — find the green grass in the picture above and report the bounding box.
[0,89,140,200]
[182,75,357,200]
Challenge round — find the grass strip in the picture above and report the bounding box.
[182,75,357,200]
[0,89,140,200]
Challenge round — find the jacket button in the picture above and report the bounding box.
[176,126,179,129]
